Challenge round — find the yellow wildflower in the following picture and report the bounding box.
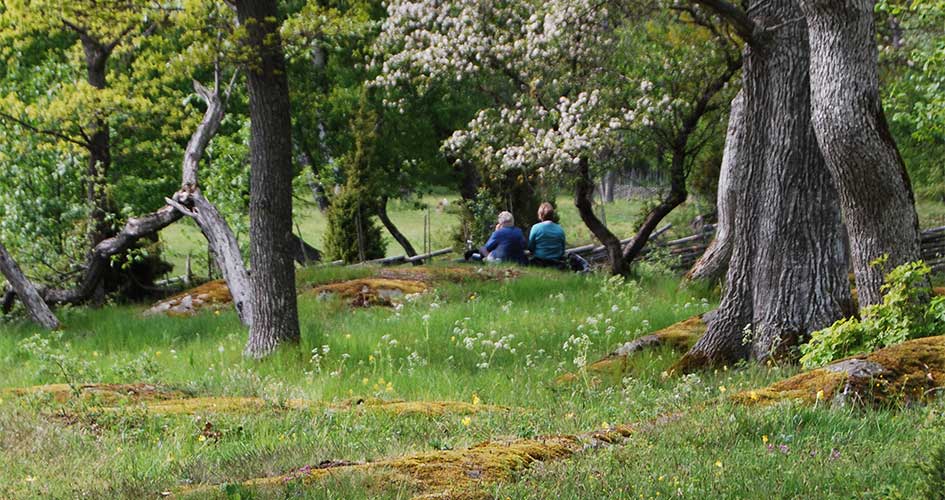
[462,416,472,427]
[197,435,206,442]
[762,435,769,445]
[472,394,481,406]
[715,460,723,468]
[816,389,825,400]
[718,385,727,393]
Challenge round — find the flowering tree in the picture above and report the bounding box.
[373,0,739,274]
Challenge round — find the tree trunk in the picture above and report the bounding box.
[238,0,301,359]
[601,171,616,203]
[575,159,627,275]
[0,242,59,329]
[622,55,740,266]
[676,0,854,369]
[800,0,924,308]
[377,195,420,263]
[39,79,249,330]
[687,91,744,282]
[81,40,112,250]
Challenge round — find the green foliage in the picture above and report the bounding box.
[800,261,939,368]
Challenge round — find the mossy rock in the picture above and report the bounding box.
[555,315,707,386]
[310,278,428,307]
[733,335,945,407]
[146,279,233,317]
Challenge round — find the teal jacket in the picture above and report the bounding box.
[528,221,566,261]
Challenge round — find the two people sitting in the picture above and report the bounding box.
[468,202,571,269]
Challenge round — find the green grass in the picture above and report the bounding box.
[157,193,714,275]
[1,264,943,499]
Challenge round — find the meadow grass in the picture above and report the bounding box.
[0,263,943,499]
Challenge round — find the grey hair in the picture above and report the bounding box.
[497,211,514,227]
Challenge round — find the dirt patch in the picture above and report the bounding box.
[733,335,945,407]
[311,278,428,307]
[3,383,186,404]
[145,279,232,317]
[180,424,636,499]
[555,315,707,385]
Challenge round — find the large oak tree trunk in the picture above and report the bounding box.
[800,0,924,307]
[0,242,59,329]
[238,0,302,359]
[687,91,743,283]
[677,0,853,369]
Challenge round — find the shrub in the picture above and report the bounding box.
[323,187,386,263]
[800,260,941,368]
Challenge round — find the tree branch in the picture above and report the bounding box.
[690,0,757,42]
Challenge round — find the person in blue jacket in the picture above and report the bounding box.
[483,211,527,264]
[528,202,567,268]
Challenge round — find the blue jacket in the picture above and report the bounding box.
[484,226,527,264]
[528,221,566,261]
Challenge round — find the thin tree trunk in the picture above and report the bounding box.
[687,91,744,282]
[238,0,301,359]
[676,0,853,369]
[39,79,250,329]
[575,159,627,275]
[622,56,740,265]
[377,195,420,263]
[0,242,59,329]
[81,40,112,250]
[800,0,925,307]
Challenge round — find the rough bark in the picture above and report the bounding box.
[687,91,744,282]
[800,0,924,308]
[575,159,627,275]
[676,0,854,369]
[0,242,59,329]
[238,0,301,358]
[377,195,420,263]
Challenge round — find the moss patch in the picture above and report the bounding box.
[182,425,635,499]
[733,335,945,407]
[555,315,707,385]
[2,383,187,404]
[146,279,232,317]
[310,278,428,307]
[377,266,521,284]
[5,386,510,418]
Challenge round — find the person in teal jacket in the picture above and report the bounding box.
[528,202,567,267]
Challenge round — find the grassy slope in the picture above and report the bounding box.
[0,265,942,499]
